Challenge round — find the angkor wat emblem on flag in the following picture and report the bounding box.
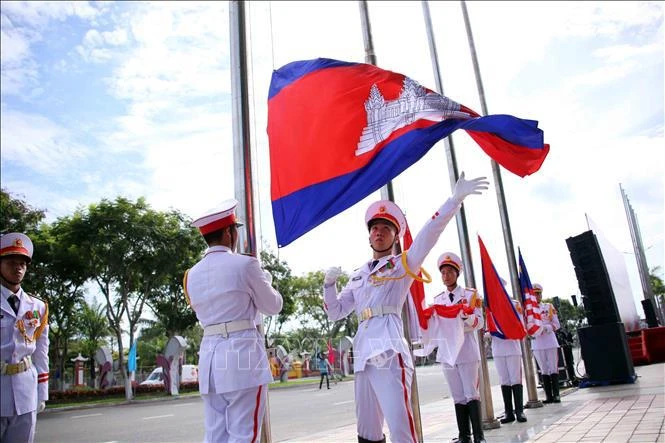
[356,77,471,156]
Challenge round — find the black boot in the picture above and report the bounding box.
[500,385,515,423]
[358,434,386,443]
[454,403,471,443]
[467,400,486,443]
[541,374,554,404]
[512,384,527,422]
[551,373,561,403]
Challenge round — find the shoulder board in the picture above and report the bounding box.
[26,292,46,304]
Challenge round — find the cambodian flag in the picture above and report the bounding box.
[479,236,526,340]
[268,58,550,247]
[518,248,543,336]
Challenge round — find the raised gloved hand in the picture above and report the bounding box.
[452,172,490,203]
[324,267,342,286]
[264,270,273,285]
[38,401,46,413]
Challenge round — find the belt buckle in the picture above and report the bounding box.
[221,323,230,338]
[361,308,372,322]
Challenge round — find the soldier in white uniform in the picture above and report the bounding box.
[431,252,485,443]
[530,283,561,404]
[324,173,489,443]
[491,298,527,423]
[184,200,283,443]
[1,233,49,443]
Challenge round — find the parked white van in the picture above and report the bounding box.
[140,364,198,386]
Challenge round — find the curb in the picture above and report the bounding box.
[43,378,354,413]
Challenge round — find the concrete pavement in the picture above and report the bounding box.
[285,362,664,442]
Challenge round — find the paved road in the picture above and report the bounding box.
[36,362,501,442]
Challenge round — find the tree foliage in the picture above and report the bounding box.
[0,188,45,233]
[260,248,297,339]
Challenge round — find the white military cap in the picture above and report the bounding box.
[533,283,543,293]
[0,232,33,262]
[365,200,406,238]
[437,252,463,274]
[192,199,244,235]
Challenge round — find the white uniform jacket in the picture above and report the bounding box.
[531,302,560,351]
[324,198,461,373]
[185,246,282,394]
[432,286,483,364]
[491,300,523,357]
[1,287,49,417]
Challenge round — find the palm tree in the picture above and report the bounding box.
[78,300,112,387]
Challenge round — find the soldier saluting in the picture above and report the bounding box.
[1,233,49,443]
[323,173,488,443]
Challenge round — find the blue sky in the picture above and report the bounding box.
[1,1,663,318]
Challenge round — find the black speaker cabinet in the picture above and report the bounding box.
[578,323,635,382]
[641,298,659,328]
[566,231,620,325]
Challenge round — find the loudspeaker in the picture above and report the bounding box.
[578,323,635,382]
[641,299,659,328]
[566,231,620,325]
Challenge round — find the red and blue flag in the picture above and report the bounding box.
[518,248,543,336]
[479,236,526,340]
[268,58,550,247]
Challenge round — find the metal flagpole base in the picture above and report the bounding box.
[525,399,544,409]
[482,418,501,430]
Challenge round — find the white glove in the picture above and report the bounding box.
[38,401,46,413]
[324,267,342,285]
[264,270,273,285]
[452,172,490,203]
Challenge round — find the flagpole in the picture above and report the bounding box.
[422,1,498,429]
[358,2,424,441]
[460,0,543,409]
[230,1,273,441]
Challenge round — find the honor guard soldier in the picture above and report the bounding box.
[432,252,485,443]
[491,295,527,423]
[530,283,561,403]
[184,200,283,442]
[1,233,49,443]
[323,173,488,443]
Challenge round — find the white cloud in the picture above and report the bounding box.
[0,110,89,175]
[1,1,106,95]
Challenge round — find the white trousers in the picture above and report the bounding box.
[494,355,523,386]
[0,410,36,443]
[533,348,559,375]
[443,361,480,404]
[202,385,266,443]
[355,351,417,443]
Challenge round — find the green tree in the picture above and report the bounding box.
[294,270,352,339]
[66,197,190,400]
[260,248,297,340]
[0,188,45,233]
[544,297,585,338]
[649,266,664,322]
[24,223,88,390]
[78,300,112,387]
[144,212,204,339]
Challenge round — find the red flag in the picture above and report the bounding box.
[268,58,550,247]
[478,236,526,340]
[404,223,475,330]
[327,339,335,365]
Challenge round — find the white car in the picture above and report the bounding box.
[140,364,198,386]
